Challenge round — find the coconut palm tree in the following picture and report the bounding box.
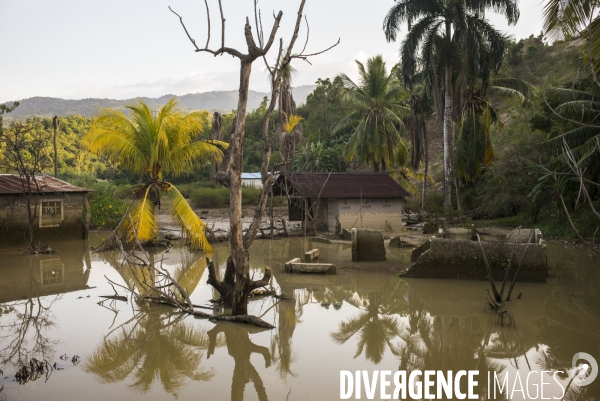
[333,55,408,172]
[86,97,225,252]
[383,0,520,208]
[280,113,303,172]
[455,77,537,182]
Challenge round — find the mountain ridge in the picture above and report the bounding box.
[7,85,317,118]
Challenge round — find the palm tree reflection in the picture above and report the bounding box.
[331,280,407,364]
[85,310,215,397]
[87,247,215,396]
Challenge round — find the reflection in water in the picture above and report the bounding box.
[99,247,208,303]
[331,280,407,364]
[270,297,298,378]
[207,323,272,401]
[0,295,60,366]
[0,240,91,367]
[85,310,215,397]
[85,247,215,396]
[1,238,600,400]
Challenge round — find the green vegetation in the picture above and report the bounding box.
[333,55,408,172]
[383,0,520,207]
[190,186,285,209]
[2,0,600,244]
[85,98,225,250]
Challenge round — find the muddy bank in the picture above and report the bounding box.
[156,205,303,241]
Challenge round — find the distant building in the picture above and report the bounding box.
[241,172,263,189]
[0,174,92,244]
[273,172,411,233]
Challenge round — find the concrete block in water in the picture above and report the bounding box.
[410,238,431,263]
[423,222,438,234]
[403,238,547,282]
[442,225,478,240]
[284,258,336,275]
[304,248,319,262]
[507,228,543,244]
[389,236,413,248]
[342,228,352,241]
[351,228,386,261]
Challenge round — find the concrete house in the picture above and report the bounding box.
[273,173,411,233]
[241,172,263,189]
[0,174,92,244]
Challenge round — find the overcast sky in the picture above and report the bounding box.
[0,0,545,103]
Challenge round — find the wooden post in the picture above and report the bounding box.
[83,194,90,240]
[281,218,289,237]
[52,116,59,178]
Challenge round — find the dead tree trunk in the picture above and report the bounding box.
[211,112,223,187]
[52,116,59,178]
[171,0,338,316]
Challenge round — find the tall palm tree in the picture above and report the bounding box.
[86,97,225,251]
[333,55,408,172]
[454,77,536,182]
[383,0,519,208]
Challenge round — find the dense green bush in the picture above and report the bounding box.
[191,187,229,208]
[63,173,130,229]
[88,182,130,229]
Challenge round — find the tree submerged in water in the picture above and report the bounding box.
[87,97,226,252]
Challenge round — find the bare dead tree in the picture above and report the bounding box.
[170,0,339,315]
[0,119,53,250]
[211,111,223,188]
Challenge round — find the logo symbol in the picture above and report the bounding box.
[572,352,598,386]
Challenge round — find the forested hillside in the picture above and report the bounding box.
[0,35,598,239]
[7,85,316,118]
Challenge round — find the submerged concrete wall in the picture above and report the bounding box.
[351,228,386,261]
[0,193,88,244]
[403,238,547,282]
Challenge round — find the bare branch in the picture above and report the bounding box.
[254,0,263,48]
[300,15,309,55]
[292,38,341,63]
[203,0,211,49]
[169,6,201,52]
[218,0,225,48]
[169,5,244,59]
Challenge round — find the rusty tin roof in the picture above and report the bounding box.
[0,174,92,195]
[274,172,411,199]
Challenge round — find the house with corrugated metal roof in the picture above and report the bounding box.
[241,172,263,189]
[273,172,411,233]
[0,174,92,244]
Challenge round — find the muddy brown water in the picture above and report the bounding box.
[0,236,598,400]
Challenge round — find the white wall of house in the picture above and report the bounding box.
[241,178,263,189]
[326,197,403,233]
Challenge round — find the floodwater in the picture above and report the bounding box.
[0,235,599,400]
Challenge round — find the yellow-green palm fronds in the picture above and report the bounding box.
[85,97,219,179]
[282,112,303,134]
[391,167,435,196]
[163,140,227,177]
[125,186,157,244]
[164,183,213,252]
[86,109,144,175]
